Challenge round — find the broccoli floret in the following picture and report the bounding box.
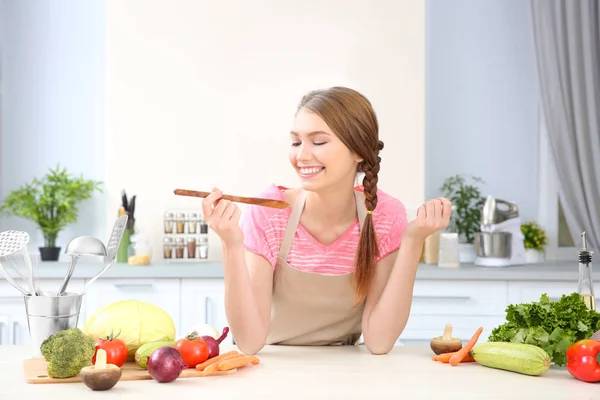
[40,328,96,379]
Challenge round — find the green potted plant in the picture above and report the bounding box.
[0,164,103,261]
[440,174,486,262]
[521,221,548,263]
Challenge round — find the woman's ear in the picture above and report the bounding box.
[356,160,365,173]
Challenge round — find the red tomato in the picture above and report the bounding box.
[92,330,128,368]
[175,337,209,368]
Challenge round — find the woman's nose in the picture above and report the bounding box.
[296,143,312,161]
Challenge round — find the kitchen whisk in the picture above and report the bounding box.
[0,230,37,296]
[4,250,41,296]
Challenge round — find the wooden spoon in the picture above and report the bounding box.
[173,189,289,209]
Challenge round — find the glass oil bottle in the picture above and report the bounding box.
[577,231,595,311]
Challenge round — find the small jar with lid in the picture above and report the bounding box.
[164,212,174,234]
[128,234,152,265]
[186,237,196,258]
[163,237,174,259]
[176,213,187,234]
[200,220,208,236]
[188,212,199,234]
[197,236,209,259]
[175,237,185,258]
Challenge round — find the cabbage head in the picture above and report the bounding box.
[82,299,176,360]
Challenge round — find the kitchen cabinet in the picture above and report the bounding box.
[0,303,27,346]
[180,279,233,344]
[0,282,29,346]
[399,280,508,346]
[1,262,597,350]
[83,279,181,334]
[507,280,600,304]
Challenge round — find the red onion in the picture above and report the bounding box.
[147,346,187,383]
[201,327,230,359]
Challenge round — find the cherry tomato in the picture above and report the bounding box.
[92,329,128,368]
[175,336,209,368]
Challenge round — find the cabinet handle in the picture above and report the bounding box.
[0,322,3,345]
[12,321,18,345]
[413,295,471,301]
[114,284,155,291]
[204,297,212,326]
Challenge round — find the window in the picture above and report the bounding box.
[537,106,577,260]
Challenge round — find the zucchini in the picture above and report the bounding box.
[470,342,551,376]
[134,340,176,369]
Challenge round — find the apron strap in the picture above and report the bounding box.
[354,190,367,231]
[278,190,307,260]
[278,189,368,262]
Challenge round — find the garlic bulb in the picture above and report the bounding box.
[191,324,220,339]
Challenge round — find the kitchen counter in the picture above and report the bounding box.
[0,344,596,399]
[2,259,585,281]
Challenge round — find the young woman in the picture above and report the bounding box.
[202,87,451,355]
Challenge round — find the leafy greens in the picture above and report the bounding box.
[488,292,600,366]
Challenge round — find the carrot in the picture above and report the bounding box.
[433,351,476,364]
[449,327,483,366]
[432,352,455,363]
[217,355,255,371]
[196,351,240,371]
[200,363,221,376]
[201,364,238,376]
[247,355,260,365]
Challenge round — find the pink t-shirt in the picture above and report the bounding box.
[240,184,408,275]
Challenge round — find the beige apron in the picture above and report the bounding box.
[266,189,367,346]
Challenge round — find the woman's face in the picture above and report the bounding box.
[289,108,362,192]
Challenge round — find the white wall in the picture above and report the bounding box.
[425,0,540,221]
[1,0,545,264]
[0,0,107,256]
[106,0,426,261]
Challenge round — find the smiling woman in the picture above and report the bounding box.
[201,86,452,356]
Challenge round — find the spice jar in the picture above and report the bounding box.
[200,220,208,235]
[188,213,198,234]
[176,213,186,234]
[164,212,174,234]
[187,237,196,258]
[163,237,173,259]
[175,237,185,258]
[128,234,152,265]
[197,236,209,259]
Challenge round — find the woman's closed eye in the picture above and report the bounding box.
[290,142,327,147]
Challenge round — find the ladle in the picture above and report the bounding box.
[56,236,107,296]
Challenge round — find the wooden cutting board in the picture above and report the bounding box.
[23,358,216,384]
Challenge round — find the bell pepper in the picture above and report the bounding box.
[566,339,600,383]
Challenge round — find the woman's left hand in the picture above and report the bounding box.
[404,197,452,242]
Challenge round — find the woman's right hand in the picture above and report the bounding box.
[202,188,243,248]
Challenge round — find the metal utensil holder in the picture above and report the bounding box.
[24,292,84,358]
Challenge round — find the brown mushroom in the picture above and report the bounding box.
[430,324,462,355]
[80,349,122,391]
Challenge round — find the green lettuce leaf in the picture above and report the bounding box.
[488,292,600,366]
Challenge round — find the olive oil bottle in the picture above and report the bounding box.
[577,232,595,311]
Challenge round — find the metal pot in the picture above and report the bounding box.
[474,232,512,258]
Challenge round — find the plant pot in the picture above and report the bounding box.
[39,247,61,261]
[459,243,477,263]
[525,249,545,264]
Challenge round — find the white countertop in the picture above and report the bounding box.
[0,259,585,281]
[0,344,596,399]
